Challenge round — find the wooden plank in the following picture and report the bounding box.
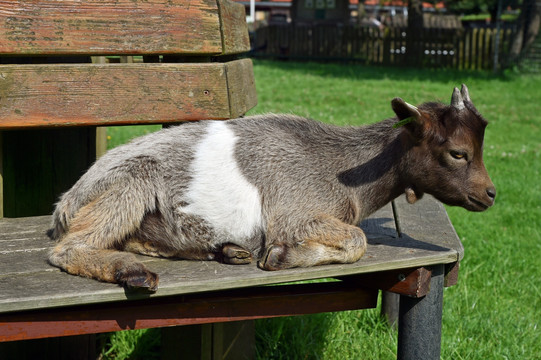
[95,128,107,158]
[0,282,377,342]
[444,261,460,287]
[392,195,464,261]
[345,267,432,298]
[224,59,258,118]
[0,197,462,314]
[0,59,257,129]
[217,0,251,55]
[0,215,49,238]
[0,131,3,218]
[0,0,249,56]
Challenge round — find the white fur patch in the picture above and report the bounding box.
[180,121,263,243]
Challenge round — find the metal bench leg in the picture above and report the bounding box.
[397,264,444,360]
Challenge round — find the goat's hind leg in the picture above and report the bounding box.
[259,215,367,270]
[50,242,159,291]
[48,185,159,291]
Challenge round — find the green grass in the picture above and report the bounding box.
[99,329,161,360]
[102,60,541,359]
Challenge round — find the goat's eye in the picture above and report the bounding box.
[450,151,467,160]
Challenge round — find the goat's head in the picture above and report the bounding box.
[392,84,496,212]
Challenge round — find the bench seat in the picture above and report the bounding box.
[0,195,463,342]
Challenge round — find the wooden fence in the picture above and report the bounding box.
[252,24,516,70]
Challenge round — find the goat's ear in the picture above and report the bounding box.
[391,97,421,121]
[391,97,425,130]
[391,98,429,139]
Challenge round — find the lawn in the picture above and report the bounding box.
[102,60,540,359]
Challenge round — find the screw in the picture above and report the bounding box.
[398,273,406,282]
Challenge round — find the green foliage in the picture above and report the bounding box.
[102,60,540,359]
[445,0,520,18]
[106,125,161,150]
[98,329,161,360]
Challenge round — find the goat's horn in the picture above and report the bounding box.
[403,100,422,119]
[460,84,471,102]
[451,87,465,110]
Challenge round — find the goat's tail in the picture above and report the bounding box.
[47,199,73,241]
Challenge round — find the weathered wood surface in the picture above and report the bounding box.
[0,59,257,129]
[0,195,462,314]
[392,195,464,262]
[347,267,432,298]
[0,0,249,56]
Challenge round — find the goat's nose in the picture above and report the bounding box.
[486,187,496,201]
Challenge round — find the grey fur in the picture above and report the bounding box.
[48,85,495,291]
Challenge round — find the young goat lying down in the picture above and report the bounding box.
[48,85,495,291]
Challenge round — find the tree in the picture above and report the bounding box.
[442,0,520,22]
[509,0,541,62]
[406,0,424,66]
[437,0,540,64]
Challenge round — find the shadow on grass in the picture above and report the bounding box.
[255,313,336,360]
[252,58,510,84]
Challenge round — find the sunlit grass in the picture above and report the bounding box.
[99,328,160,360]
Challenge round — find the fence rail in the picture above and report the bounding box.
[252,24,516,70]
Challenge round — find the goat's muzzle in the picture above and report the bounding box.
[467,186,496,211]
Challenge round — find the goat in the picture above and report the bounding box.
[48,84,495,291]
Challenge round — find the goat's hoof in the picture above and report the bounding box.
[116,267,159,292]
[222,244,252,265]
[258,244,287,271]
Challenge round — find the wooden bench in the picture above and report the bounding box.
[0,1,463,359]
[0,196,462,359]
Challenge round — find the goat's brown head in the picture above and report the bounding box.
[392,84,496,212]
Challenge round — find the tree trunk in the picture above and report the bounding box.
[509,0,541,63]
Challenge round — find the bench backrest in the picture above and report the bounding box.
[0,0,257,217]
[0,0,256,129]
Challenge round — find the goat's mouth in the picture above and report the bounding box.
[467,196,491,211]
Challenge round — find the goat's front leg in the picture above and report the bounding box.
[259,215,367,270]
[220,243,253,264]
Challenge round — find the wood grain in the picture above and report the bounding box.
[444,261,460,287]
[0,197,463,314]
[0,59,257,129]
[392,195,464,261]
[345,267,432,298]
[0,131,3,218]
[225,59,258,118]
[0,0,249,56]
[218,0,251,54]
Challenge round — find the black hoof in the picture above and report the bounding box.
[258,244,287,271]
[222,244,253,265]
[116,267,159,292]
